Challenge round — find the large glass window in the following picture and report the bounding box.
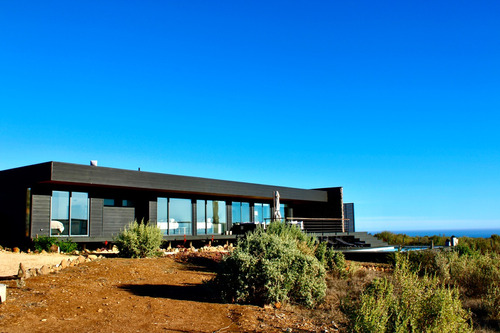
[169,198,192,235]
[232,202,250,223]
[254,203,271,224]
[198,200,227,235]
[70,192,88,235]
[157,197,169,235]
[50,191,88,236]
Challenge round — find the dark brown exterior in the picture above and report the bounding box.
[0,162,346,246]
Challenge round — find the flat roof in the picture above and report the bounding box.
[2,162,336,202]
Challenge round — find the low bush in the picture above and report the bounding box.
[114,220,163,258]
[212,222,326,308]
[33,236,58,252]
[57,239,78,253]
[350,253,472,332]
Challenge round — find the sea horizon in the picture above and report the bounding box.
[365,228,500,238]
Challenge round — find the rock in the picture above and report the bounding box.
[40,265,50,275]
[41,250,47,254]
[18,263,26,278]
[13,247,20,253]
[77,255,86,264]
[88,255,98,260]
[16,278,26,288]
[49,244,60,253]
[60,259,69,268]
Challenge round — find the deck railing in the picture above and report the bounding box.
[284,217,349,234]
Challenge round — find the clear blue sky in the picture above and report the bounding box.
[1,1,499,232]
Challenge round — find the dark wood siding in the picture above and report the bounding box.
[149,200,157,224]
[102,207,135,238]
[90,198,104,237]
[31,194,51,238]
[50,162,327,202]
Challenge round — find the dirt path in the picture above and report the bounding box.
[0,250,78,277]
[0,255,331,332]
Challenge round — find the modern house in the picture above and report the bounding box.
[0,161,362,247]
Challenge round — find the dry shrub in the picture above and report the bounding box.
[350,253,472,333]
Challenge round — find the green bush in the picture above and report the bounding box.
[212,222,326,308]
[485,285,500,320]
[114,220,163,258]
[325,248,347,277]
[57,239,78,253]
[33,236,58,252]
[351,253,472,332]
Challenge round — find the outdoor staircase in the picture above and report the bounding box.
[315,232,389,249]
[353,232,390,248]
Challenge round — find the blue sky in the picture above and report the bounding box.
[1,1,499,232]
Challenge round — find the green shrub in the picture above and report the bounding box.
[350,253,472,332]
[212,222,326,308]
[485,285,500,320]
[325,248,347,277]
[353,278,394,333]
[33,236,58,252]
[57,239,78,253]
[114,220,163,258]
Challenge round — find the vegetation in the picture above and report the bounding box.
[212,221,327,308]
[375,231,500,254]
[114,220,163,258]
[33,236,78,253]
[349,253,472,333]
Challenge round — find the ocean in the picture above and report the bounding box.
[366,228,500,238]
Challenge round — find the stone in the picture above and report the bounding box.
[77,255,86,264]
[49,244,60,253]
[40,265,50,275]
[60,259,69,268]
[88,255,98,260]
[13,247,20,253]
[18,263,26,278]
[41,250,47,254]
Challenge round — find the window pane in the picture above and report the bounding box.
[170,198,192,235]
[208,200,226,234]
[157,197,168,235]
[241,202,250,223]
[232,202,241,223]
[70,192,88,236]
[103,199,115,206]
[196,200,206,235]
[254,203,263,223]
[51,191,69,236]
[263,204,271,224]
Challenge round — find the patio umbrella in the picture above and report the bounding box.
[273,191,282,221]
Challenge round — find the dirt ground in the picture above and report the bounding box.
[0,250,78,276]
[0,251,339,333]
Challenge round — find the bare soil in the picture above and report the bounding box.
[0,250,78,276]
[0,252,341,333]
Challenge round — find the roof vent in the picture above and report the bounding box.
[90,160,98,166]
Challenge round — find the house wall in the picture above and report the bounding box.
[31,194,51,238]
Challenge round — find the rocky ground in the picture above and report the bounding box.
[0,250,343,333]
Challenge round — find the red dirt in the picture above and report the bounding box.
[0,252,336,332]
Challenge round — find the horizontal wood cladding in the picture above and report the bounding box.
[50,162,328,202]
[90,198,104,237]
[102,207,135,238]
[31,194,50,237]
